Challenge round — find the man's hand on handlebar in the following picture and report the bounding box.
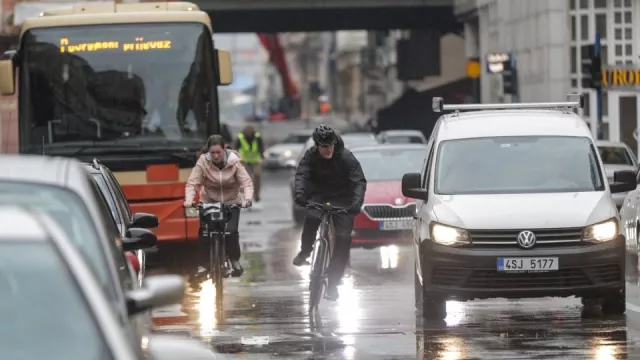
[183,201,196,208]
[241,200,252,209]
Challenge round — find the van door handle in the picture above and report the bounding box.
[413,215,420,220]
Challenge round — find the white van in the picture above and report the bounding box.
[402,95,636,320]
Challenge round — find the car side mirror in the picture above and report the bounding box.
[130,212,159,229]
[401,172,428,200]
[122,228,157,251]
[611,170,637,193]
[126,275,184,315]
[146,333,219,360]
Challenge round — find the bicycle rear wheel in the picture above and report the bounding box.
[308,239,327,312]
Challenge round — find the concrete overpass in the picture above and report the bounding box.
[198,0,458,33]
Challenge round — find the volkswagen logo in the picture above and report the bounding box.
[517,230,536,249]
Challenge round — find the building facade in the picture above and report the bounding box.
[456,0,640,154]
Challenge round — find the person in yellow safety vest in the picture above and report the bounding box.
[233,125,265,203]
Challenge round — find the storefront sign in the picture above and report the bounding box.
[486,52,510,74]
[601,67,640,88]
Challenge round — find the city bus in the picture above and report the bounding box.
[0,2,232,250]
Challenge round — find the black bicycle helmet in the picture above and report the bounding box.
[312,124,337,145]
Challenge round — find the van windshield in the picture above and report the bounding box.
[434,136,605,195]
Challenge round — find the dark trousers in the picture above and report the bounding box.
[300,211,354,287]
[198,207,242,261]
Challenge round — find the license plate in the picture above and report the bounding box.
[497,257,559,272]
[379,220,412,230]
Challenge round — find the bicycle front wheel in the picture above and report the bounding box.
[308,240,327,311]
[212,236,224,316]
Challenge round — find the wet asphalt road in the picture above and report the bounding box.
[150,170,640,359]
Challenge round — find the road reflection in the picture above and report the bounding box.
[417,318,629,360]
[196,278,217,338]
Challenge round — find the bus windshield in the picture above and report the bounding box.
[18,22,218,156]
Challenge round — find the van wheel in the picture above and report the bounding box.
[422,292,447,320]
[602,291,626,315]
[415,265,446,320]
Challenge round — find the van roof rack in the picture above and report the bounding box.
[432,94,584,113]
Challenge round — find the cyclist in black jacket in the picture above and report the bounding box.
[293,124,367,300]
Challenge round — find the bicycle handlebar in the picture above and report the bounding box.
[193,202,245,210]
[306,201,349,214]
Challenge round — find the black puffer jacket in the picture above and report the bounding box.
[293,135,367,211]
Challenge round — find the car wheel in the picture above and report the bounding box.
[602,290,626,315]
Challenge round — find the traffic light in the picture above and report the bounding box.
[502,58,518,95]
[581,44,602,89]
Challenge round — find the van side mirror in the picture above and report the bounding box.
[0,59,15,95]
[122,228,157,251]
[401,172,428,200]
[216,49,233,86]
[129,212,159,229]
[611,170,637,193]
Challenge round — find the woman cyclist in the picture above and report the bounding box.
[184,134,254,277]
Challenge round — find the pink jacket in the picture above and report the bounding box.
[185,150,254,205]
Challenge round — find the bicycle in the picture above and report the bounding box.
[195,202,242,317]
[306,201,349,313]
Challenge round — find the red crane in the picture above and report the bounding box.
[257,33,301,120]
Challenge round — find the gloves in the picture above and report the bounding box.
[348,203,362,214]
[294,196,307,208]
[241,200,252,208]
[183,201,195,208]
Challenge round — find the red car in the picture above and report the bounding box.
[351,144,428,248]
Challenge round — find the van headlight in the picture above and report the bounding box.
[429,223,470,246]
[583,218,618,242]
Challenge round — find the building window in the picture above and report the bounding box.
[571,46,577,74]
[616,44,623,55]
[626,44,632,55]
[615,12,622,24]
[583,92,591,117]
[596,14,607,39]
[625,28,632,40]
[601,45,608,64]
[581,15,589,40]
[594,0,607,7]
[602,91,608,116]
[571,17,577,41]
[580,0,588,9]
[615,28,622,40]
[601,122,610,140]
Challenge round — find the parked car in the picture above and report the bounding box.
[0,154,158,337]
[596,140,638,209]
[376,129,427,144]
[0,205,216,360]
[404,97,634,319]
[263,129,313,169]
[86,158,159,286]
[351,144,427,248]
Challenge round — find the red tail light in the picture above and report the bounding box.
[125,252,141,273]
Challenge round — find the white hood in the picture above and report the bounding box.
[432,192,617,229]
